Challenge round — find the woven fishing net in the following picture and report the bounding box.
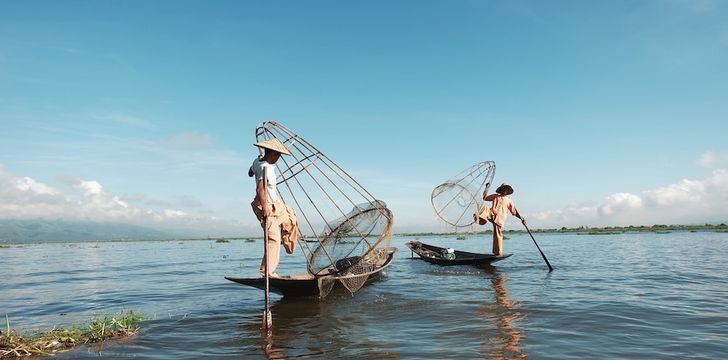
[255,121,394,298]
[338,260,374,294]
[316,276,336,299]
[311,201,392,275]
[330,221,393,294]
[431,161,496,228]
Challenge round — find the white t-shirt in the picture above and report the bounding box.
[251,157,279,202]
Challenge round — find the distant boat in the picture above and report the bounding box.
[405,241,511,266]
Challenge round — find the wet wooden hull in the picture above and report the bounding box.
[225,248,396,297]
[225,275,321,297]
[405,241,511,266]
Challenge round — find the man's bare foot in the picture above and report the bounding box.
[259,272,280,278]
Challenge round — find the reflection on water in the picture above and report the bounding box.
[253,266,529,359]
[255,294,399,359]
[259,298,324,359]
[480,267,527,360]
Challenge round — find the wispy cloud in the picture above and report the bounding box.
[159,132,215,150]
[672,0,717,13]
[120,193,203,209]
[91,111,155,129]
[179,195,203,208]
[633,0,728,73]
[698,150,728,169]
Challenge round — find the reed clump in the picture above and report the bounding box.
[1,311,143,358]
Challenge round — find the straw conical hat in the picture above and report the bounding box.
[254,138,291,155]
[496,183,514,195]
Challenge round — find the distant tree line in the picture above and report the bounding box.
[399,223,728,236]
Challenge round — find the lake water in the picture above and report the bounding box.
[2,231,727,359]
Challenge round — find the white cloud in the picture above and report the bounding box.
[643,179,705,206]
[0,166,69,213]
[598,193,643,216]
[75,180,103,197]
[164,209,187,218]
[0,165,252,235]
[534,168,728,228]
[15,176,60,196]
[531,203,598,227]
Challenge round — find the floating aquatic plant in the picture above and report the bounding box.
[0,311,143,358]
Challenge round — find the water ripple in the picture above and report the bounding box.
[2,233,728,358]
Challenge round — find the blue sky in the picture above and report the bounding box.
[1,0,728,235]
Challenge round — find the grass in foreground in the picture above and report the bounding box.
[1,311,143,358]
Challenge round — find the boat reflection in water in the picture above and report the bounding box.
[480,267,527,360]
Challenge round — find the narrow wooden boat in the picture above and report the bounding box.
[225,247,396,297]
[405,240,511,266]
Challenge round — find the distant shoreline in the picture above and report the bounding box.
[1,223,727,246]
[398,223,728,236]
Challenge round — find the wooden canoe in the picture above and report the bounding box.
[405,240,511,266]
[225,247,396,297]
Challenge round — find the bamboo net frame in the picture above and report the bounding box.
[254,121,394,296]
[431,161,496,228]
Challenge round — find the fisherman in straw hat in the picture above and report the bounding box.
[475,183,526,256]
[248,138,293,277]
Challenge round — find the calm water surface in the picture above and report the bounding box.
[2,232,727,359]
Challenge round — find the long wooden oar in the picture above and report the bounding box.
[522,222,554,272]
[261,217,272,336]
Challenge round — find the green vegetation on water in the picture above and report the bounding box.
[190,237,259,243]
[2,224,726,246]
[1,311,143,358]
[184,236,259,242]
[399,223,728,237]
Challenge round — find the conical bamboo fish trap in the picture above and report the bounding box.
[431,161,496,228]
[255,121,394,296]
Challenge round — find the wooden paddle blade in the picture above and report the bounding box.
[523,223,554,272]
